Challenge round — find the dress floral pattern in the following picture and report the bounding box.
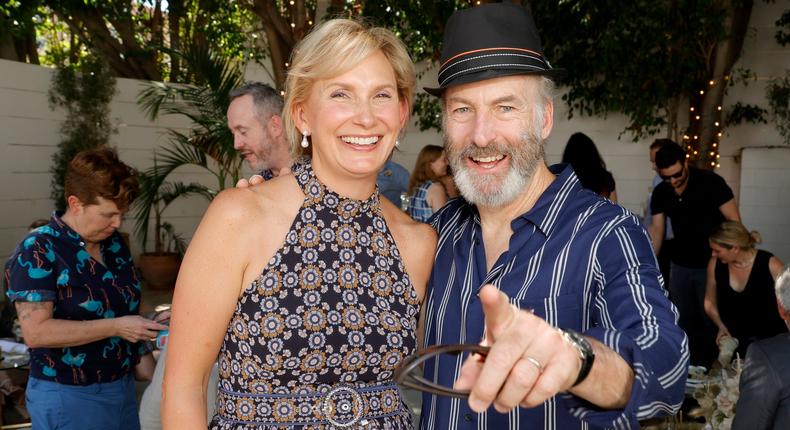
[210,160,420,429]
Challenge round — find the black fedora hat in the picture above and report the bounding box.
[424,3,562,97]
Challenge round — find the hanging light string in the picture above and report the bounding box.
[685,76,728,169]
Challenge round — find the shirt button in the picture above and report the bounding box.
[464,413,473,422]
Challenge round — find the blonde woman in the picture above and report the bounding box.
[162,19,436,429]
[704,221,786,359]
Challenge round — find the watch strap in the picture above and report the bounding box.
[559,328,595,387]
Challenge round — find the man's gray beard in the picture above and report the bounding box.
[447,131,545,208]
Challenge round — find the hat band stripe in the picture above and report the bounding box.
[439,63,548,87]
[439,52,547,80]
[440,47,543,69]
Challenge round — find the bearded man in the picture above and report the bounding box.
[417,4,688,429]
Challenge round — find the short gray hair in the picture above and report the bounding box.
[776,265,790,312]
[229,82,284,123]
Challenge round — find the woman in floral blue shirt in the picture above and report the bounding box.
[5,147,167,430]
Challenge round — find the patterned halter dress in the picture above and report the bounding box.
[210,160,420,429]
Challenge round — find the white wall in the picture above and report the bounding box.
[0,58,219,262]
[1,1,788,262]
[740,147,790,263]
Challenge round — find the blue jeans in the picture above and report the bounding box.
[26,374,140,430]
[669,262,717,367]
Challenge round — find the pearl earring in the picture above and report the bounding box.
[301,131,309,148]
[395,139,400,147]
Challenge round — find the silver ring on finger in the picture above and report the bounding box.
[525,356,544,374]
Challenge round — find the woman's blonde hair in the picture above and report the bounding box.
[710,220,762,250]
[408,145,444,195]
[283,19,416,158]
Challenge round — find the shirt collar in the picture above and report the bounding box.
[458,164,581,236]
[512,163,580,237]
[49,211,91,248]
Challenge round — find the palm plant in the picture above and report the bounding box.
[133,42,245,252]
[132,166,214,255]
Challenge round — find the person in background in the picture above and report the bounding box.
[4,147,167,430]
[649,140,740,367]
[420,3,686,428]
[163,19,436,429]
[407,144,450,222]
[644,138,675,285]
[378,157,411,207]
[228,81,294,181]
[703,221,786,359]
[561,132,617,202]
[733,266,790,430]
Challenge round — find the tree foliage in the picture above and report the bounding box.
[533,0,728,142]
[48,58,117,211]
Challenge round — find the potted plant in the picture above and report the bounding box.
[133,166,214,289]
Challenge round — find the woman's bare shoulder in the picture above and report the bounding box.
[380,199,437,248]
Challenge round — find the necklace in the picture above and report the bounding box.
[731,251,756,269]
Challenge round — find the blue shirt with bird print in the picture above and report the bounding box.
[4,213,143,385]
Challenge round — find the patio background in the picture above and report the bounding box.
[1,1,788,266]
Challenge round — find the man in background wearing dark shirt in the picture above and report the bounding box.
[649,141,740,366]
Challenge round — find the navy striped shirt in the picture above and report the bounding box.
[419,164,688,430]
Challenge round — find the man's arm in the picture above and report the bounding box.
[719,198,740,222]
[648,213,665,254]
[15,301,165,348]
[733,342,780,429]
[455,222,688,426]
[455,285,633,412]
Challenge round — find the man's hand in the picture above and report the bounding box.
[113,315,168,343]
[235,174,265,188]
[454,284,582,413]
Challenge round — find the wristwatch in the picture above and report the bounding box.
[559,328,595,387]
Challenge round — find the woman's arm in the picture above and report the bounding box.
[703,256,729,343]
[769,255,785,280]
[15,301,165,348]
[426,182,449,213]
[161,189,261,429]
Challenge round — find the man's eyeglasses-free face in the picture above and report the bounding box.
[659,166,685,181]
[394,344,490,399]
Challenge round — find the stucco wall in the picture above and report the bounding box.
[1,1,788,264]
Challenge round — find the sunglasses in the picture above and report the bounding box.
[394,343,490,399]
[659,166,685,181]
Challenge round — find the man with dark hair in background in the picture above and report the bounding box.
[644,138,675,284]
[649,140,740,366]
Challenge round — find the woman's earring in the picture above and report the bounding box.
[395,139,400,147]
[301,131,309,148]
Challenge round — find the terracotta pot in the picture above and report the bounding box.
[138,253,181,290]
